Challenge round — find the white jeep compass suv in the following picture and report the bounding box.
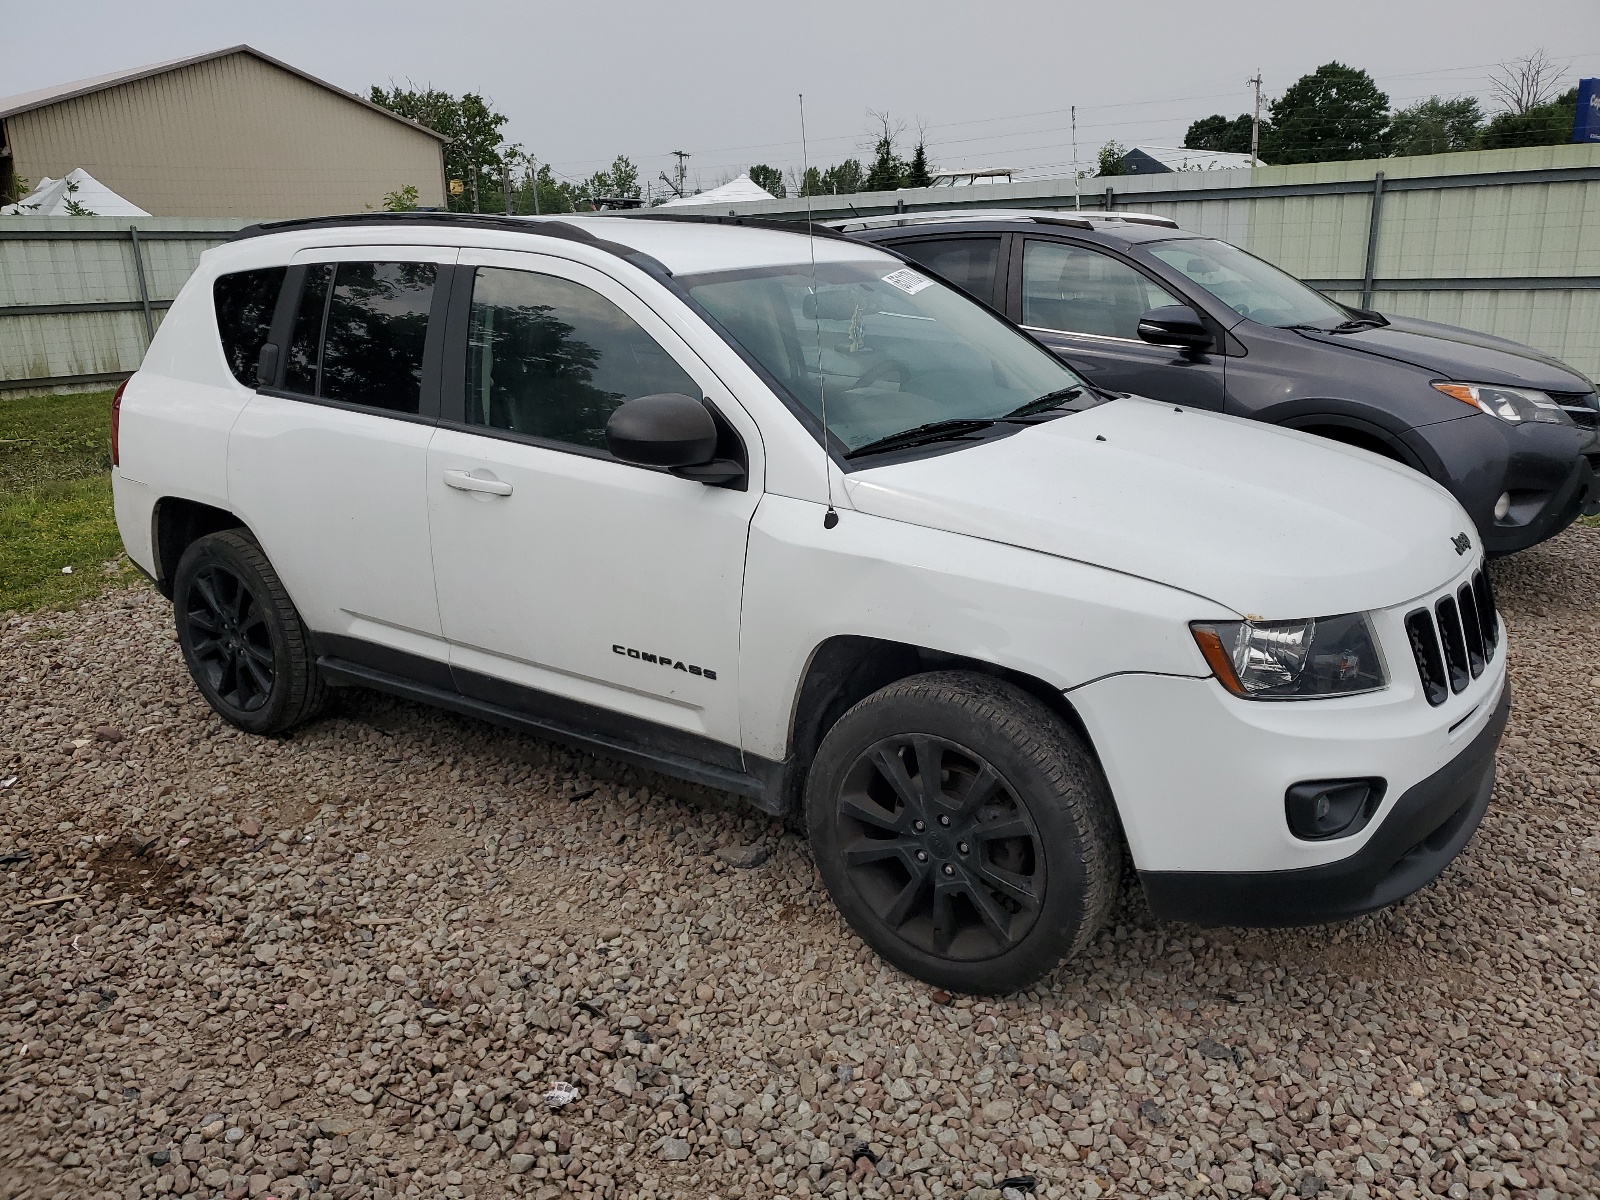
[111,212,1510,993]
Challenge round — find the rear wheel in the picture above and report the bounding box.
[173,530,326,734]
[806,672,1119,994]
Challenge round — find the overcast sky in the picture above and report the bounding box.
[8,0,1599,194]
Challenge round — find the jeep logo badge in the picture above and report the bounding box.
[1452,533,1471,555]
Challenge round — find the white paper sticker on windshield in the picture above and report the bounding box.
[881,268,934,295]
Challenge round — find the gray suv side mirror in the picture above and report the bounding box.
[605,393,745,487]
[1137,305,1213,352]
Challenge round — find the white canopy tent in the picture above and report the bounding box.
[659,173,775,208]
[2,168,150,216]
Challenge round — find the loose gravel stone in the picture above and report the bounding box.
[2,525,1600,1200]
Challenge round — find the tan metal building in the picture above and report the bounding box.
[0,45,448,218]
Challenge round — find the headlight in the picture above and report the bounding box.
[1190,614,1387,700]
[1433,382,1573,426]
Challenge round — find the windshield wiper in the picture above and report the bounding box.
[845,418,996,458]
[1002,386,1084,419]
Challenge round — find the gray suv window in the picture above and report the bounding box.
[892,236,1001,303]
[1022,240,1177,340]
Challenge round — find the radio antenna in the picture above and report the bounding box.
[800,93,839,530]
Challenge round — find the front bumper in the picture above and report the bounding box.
[1138,679,1509,927]
[1409,414,1596,555]
[1481,454,1595,555]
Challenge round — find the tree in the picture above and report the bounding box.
[747,164,787,198]
[1096,140,1131,176]
[1490,49,1564,115]
[905,134,933,189]
[1480,87,1579,149]
[1184,113,1255,154]
[369,84,510,212]
[1388,96,1483,156]
[580,155,642,208]
[382,185,420,212]
[863,111,908,191]
[1260,62,1390,164]
[821,159,864,195]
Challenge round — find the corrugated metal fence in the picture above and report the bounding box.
[0,217,245,394]
[2,143,1597,393]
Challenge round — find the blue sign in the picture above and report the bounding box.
[1575,79,1600,144]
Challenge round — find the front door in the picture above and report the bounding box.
[1013,237,1226,410]
[426,249,762,753]
[228,247,453,669]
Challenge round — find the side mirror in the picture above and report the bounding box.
[605,393,718,467]
[1137,305,1213,352]
[255,343,280,387]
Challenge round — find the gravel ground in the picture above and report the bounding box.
[2,525,1598,1200]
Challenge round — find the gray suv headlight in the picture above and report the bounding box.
[1191,614,1387,700]
[1434,382,1574,425]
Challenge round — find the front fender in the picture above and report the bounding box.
[737,493,1228,762]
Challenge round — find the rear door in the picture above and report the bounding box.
[886,234,1006,309]
[228,246,453,672]
[1010,236,1226,410]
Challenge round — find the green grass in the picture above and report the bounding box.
[0,388,142,613]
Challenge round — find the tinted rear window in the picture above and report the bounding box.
[282,262,436,414]
[212,267,286,386]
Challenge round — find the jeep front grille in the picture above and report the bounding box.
[1405,570,1496,707]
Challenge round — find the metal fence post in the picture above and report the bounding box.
[1360,172,1385,310]
[1104,187,1114,212]
[129,225,155,344]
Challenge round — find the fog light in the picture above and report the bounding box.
[1494,492,1511,520]
[1285,778,1386,840]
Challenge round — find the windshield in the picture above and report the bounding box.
[682,260,1090,453]
[1147,238,1347,329]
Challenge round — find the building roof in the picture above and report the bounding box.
[0,44,450,142]
[1117,145,1257,173]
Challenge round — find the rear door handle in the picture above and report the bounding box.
[443,470,512,496]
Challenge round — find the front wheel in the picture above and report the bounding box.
[806,672,1119,994]
[173,530,326,735]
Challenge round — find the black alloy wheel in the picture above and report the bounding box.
[807,672,1118,994]
[837,734,1045,961]
[173,530,327,735]
[184,562,275,712]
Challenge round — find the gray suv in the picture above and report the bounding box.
[842,210,1600,556]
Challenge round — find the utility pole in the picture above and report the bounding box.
[502,160,512,216]
[1248,72,1263,167]
[471,163,480,213]
[529,155,541,215]
[671,150,689,198]
[1071,105,1080,210]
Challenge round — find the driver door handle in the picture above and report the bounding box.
[443,470,513,497]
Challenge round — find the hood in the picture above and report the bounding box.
[844,398,1473,618]
[1296,315,1593,394]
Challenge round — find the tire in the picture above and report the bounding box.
[806,672,1118,994]
[172,530,327,735]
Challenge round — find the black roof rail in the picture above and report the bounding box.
[228,211,676,278]
[609,210,861,244]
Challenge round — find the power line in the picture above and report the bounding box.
[535,47,1600,177]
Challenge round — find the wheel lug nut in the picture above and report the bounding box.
[958,842,969,855]
[941,864,955,877]
[913,819,925,832]
[915,850,928,862]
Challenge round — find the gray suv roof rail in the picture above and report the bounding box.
[826,209,1181,233]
